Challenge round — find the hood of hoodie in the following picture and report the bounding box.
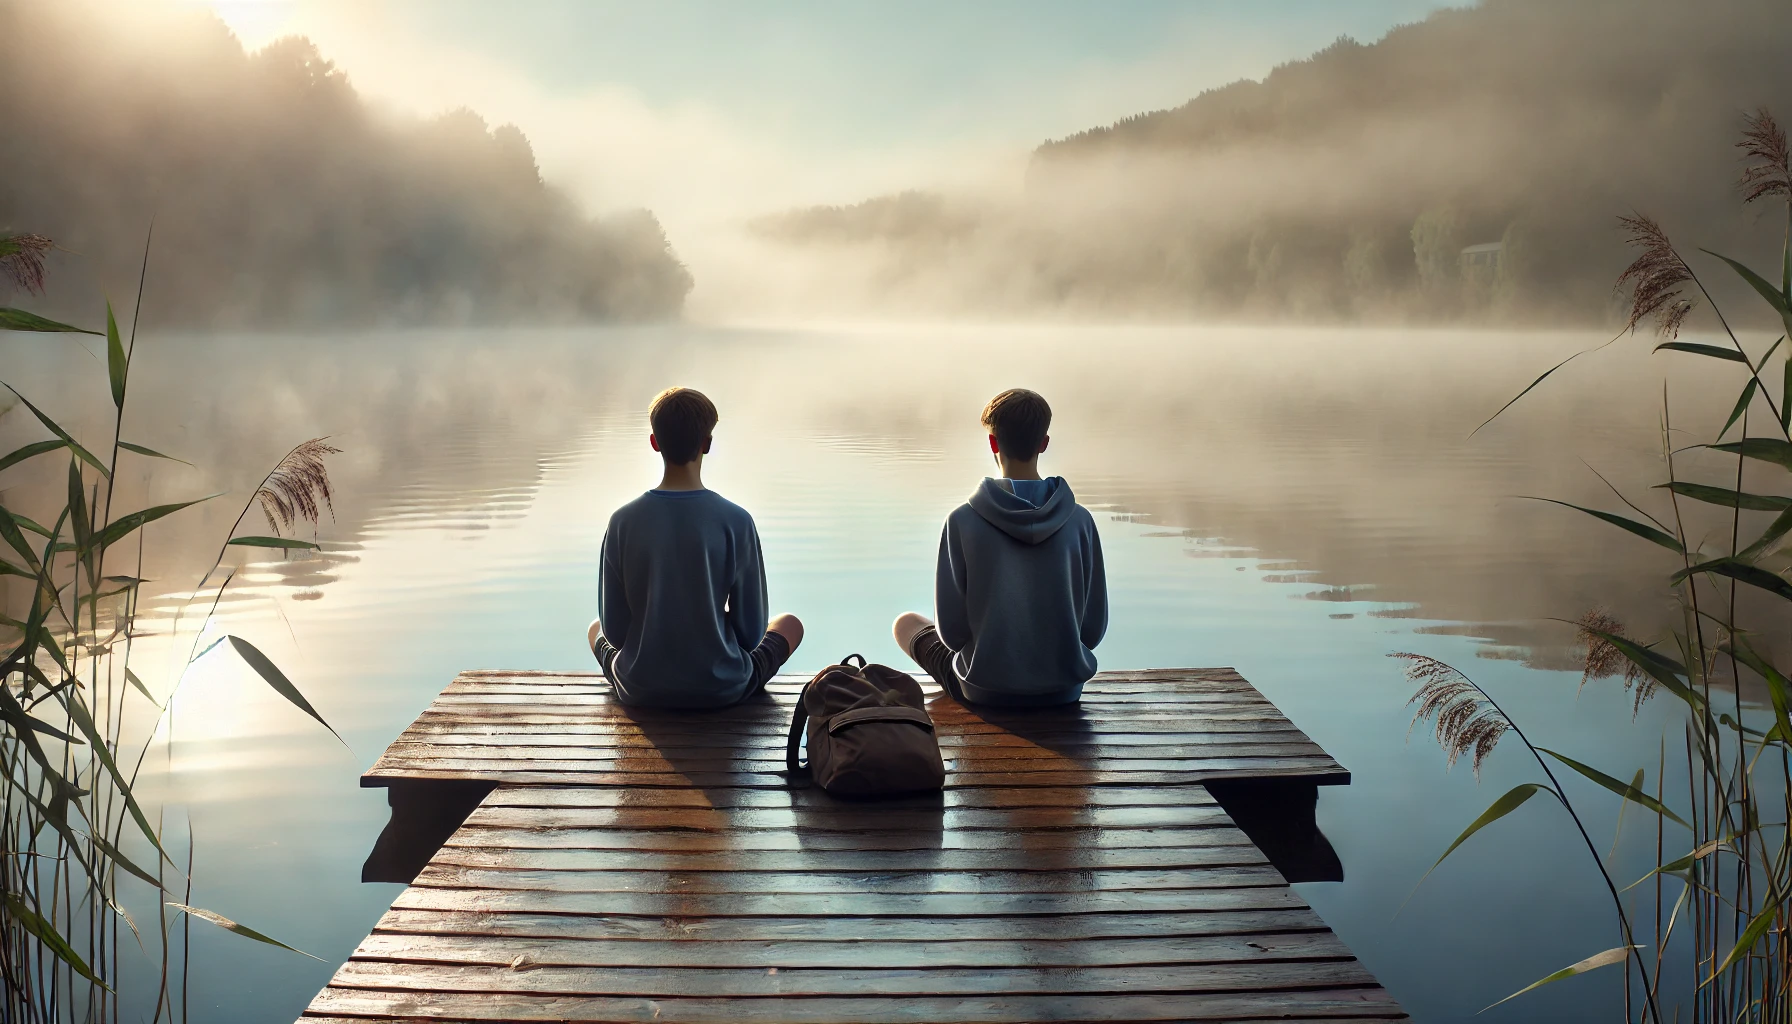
[967,476,1075,545]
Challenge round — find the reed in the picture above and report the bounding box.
[0,237,338,1021]
[1402,107,1792,1022]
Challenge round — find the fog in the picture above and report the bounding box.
[746,0,1792,324]
[0,0,693,327]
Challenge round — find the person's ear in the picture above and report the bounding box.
[1037,435,1049,455]
[988,434,1000,455]
[701,436,713,456]
[650,434,661,453]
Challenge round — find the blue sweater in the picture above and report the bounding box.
[599,489,769,708]
[935,477,1108,705]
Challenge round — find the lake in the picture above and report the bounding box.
[0,322,1758,1021]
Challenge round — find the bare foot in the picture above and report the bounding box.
[769,612,805,654]
[892,612,933,657]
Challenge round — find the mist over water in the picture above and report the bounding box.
[0,323,1732,1020]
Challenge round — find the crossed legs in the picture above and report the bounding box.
[892,611,965,701]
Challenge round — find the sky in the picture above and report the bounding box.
[197,0,1463,310]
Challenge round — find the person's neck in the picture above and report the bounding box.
[657,459,705,491]
[996,457,1043,481]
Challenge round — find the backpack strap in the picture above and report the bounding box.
[786,656,871,774]
[826,706,935,733]
[786,681,810,773]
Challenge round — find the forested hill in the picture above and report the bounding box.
[0,1,692,327]
[754,0,1792,322]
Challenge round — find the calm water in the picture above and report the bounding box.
[0,323,1759,1021]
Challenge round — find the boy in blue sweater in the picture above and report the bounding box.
[893,389,1108,706]
[588,387,804,708]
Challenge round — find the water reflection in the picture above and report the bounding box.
[0,323,1749,1022]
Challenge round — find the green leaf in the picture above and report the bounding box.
[1727,643,1792,742]
[1628,836,1735,889]
[1484,945,1640,1012]
[1714,902,1781,981]
[1655,341,1748,363]
[125,668,160,709]
[0,308,100,335]
[1783,353,1791,432]
[10,512,51,538]
[1472,349,1586,437]
[1671,558,1792,602]
[0,383,108,478]
[3,893,108,986]
[9,712,82,746]
[0,506,41,567]
[1704,249,1792,339]
[1655,481,1791,512]
[105,302,125,410]
[90,494,218,551]
[1722,378,1760,439]
[223,635,344,745]
[87,831,163,890]
[118,441,189,465]
[1739,507,1792,561]
[0,439,65,475]
[226,536,320,551]
[1711,437,1792,471]
[1428,783,1558,877]
[56,692,173,868]
[1525,498,1684,553]
[67,460,92,578]
[1537,748,1689,829]
[166,903,323,961]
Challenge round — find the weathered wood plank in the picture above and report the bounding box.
[363,764,1351,789]
[409,863,1289,895]
[474,784,1223,809]
[303,990,1405,1023]
[426,844,1266,873]
[389,887,1315,917]
[445,824,1249,852]
[348,930,1354,969]
[370,907,1332,942]
[324,958,1382,997]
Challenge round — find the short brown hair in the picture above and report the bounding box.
[649,387,718,464]
[981,388,1052,460]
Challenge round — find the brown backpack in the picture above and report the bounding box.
[785,654,945,798]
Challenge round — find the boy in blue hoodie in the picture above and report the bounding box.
[587,387,804,709]
[892,389,1107,706]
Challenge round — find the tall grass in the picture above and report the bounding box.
[1402,108,1792,1022]
[0,237,338,1021]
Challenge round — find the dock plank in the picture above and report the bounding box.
[300,669,1399,1022]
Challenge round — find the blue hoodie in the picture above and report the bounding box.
[935,477,1108,705]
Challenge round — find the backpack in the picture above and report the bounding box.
[785,654,945,798]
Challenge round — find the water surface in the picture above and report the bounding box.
[0,324,1755,1021]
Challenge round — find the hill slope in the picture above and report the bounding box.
[755,0,1792,322]
[0,1,692,326]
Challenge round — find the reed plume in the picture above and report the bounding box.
[1573,610,1654,714]
[0,234,52,295]
[1398,652,1509,778]
[1739,108,1791,206]
[255,438,342,534]
[1616,214,1696,338]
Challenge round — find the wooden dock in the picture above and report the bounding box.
[300,668,1405,1023]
